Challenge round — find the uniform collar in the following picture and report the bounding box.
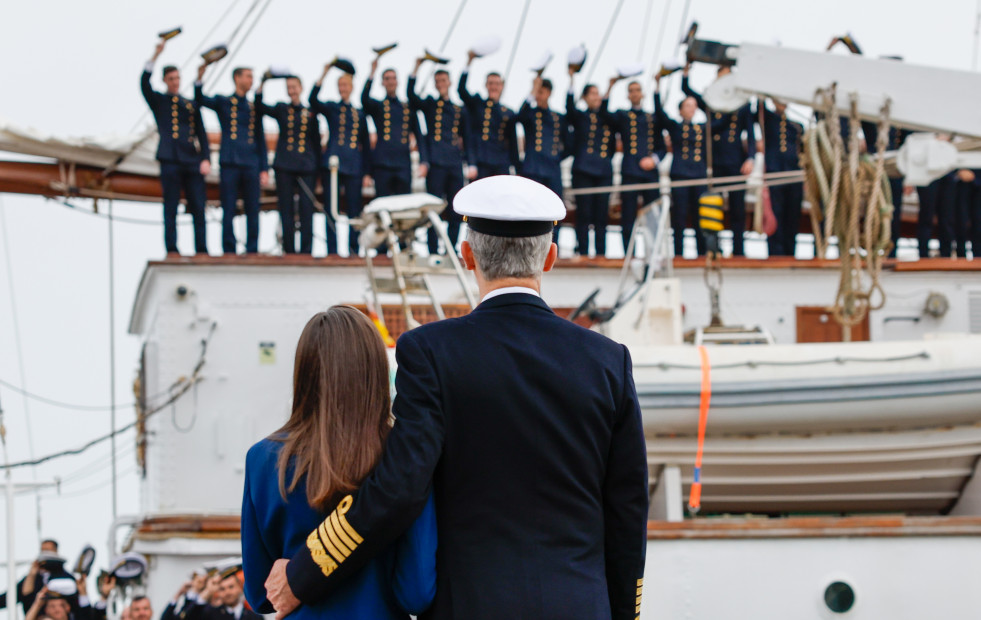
[225,602,243,620]
[481,286,540,303]
[476,290,553,314]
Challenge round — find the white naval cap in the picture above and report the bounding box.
[454,175,566,237]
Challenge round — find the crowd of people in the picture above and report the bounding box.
[142,36,978,262]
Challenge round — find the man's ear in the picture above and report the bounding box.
[460,241,477,271]
[542,242,558,272]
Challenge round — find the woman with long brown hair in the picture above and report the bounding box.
[241,306,435,619]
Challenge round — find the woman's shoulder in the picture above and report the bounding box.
[246,435,287,468]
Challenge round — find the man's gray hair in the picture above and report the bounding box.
[467,230,552,281]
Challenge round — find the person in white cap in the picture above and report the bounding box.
[265,175,648,620]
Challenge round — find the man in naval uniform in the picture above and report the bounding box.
[264,175,649,620]
[142,39,211,256]
[516,76,569,241]
[256,74,321,255]
[754,98,804,257]
[361,61,427,198]
[458,52,518,179]
[607,77,666,255]
[653,71,707,257]
[408,59,476,255]
[186,566,261,620]
[195,66,269,254]
[310,62,372,256]
[681,65,756,257]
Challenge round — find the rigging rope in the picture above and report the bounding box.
[646,0,674,89]
[204,0,267,90]
[503,0,533,87]
[584,0,626,84]
[420,0,470,96]
[637,0,656,61]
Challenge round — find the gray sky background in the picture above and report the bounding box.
[1,0,978,610]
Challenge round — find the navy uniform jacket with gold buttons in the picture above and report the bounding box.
[141,71,210,166]
[195,84,269,170]
[255,95,320,174]
[516,101,568,179]
[308,86,372,177]
[755,104,803,172]
[457,71,518,169]
[284,293,649,620]
[566,93,615,177]
[361,80,428,170]
[406,76,475,168]
[681,77,756,169]
[653,92,706,179]
[611,102,666,179]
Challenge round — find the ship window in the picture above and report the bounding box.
[824,581,855,614]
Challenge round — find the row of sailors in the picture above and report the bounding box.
[153,40,971,260]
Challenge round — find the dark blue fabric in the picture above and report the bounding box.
[159,162,208,254]
[373,167,411,198]
[242,438,436,620]
[322,170,364,255]
[681,77,756,169]
[362,79,427,169]
[425,164,465,255]
[475,163,511,179]
[195,85,268,170]
[653,92,707,179]
[755,104,803,173]
[218,164,261,254]
[566,94,615,177]
[715,162,747,256]
[610,105,665,179]
[309,87,372,177]
[275,171,315,254]
[141,71,211,165]
[619,174,660,253]
[407,77,474,167]
[256,96,320,174]
[572,171,611,256]
[457,71,518,169]
[768,180,803,257]
[284,294,648,620]
[918,174,956,258]
[516,101,568,179]
[671,183,706,256]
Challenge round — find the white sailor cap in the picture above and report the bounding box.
[567,45,587,73]
[470,35,501,58]
[454,175,566,237]
[45,579,78,599]
[616,62,645,79]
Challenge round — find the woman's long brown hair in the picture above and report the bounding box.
[274,306,391,510]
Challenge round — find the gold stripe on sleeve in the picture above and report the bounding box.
[318,521,350,563]
[305,529,338,577]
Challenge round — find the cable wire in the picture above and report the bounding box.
[503,0,533,86]
[584,0,626,84]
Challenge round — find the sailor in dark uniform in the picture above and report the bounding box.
[458,52,518,178]
[862,121,910,257]
[608,77,666,255]
[361,60,427,198]
[755,98,804,257]
[142,39,210,256]
[566,68,616,258]
[408,59,475,255]
[264,174,648,620]
[310,62,372,256]
[256,73,321,255]
[653,71,707,257]
[916,164,957,259]
[184,565,261,620]
[682,66,757,256]
[516,76,569,241]
[195,66,269,254]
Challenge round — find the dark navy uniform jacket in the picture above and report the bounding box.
[566,93,615,177]
[611,101,667,180]
[195,84,269,170]
[242,438,436,620]
[308,86,372,177]
[361,80,428,170]
[654,92,706,179]
[285,293,649,620]
[516,101,569,179]
[681,77,756,170]
[755,104,803,172]
[407,77,475,168]
[457,71,518,169]
[141,71,211,166]
[255,95,320,174]
[861,122,910,155]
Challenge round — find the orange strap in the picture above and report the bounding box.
[688,345,712,515]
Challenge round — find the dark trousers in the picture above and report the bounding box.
[477,163,511,179]
[671,178,706,256]
[572,171,612,257]
[322,170,363,255]
[373,166,412,198]
[917,177,955,258]
[956,181,980,258]
[275,170,315,254]
[620,175,659,255]
[426,164,465,255]
[768,181,803,257]
[888,177,904,258]
[521,171,564,241]
[219,164,261,254]
[717,164,747,256]
[159,161,207,254]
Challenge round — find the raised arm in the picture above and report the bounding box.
[194,67,219,111]
[680,67,707,112]
[565,68,582,124]
[603,346,649,620]
[407,58,425,112]
[141,40,166,108]
[457,66,478,109]
[254,79,275,118]
[360,58,381,115]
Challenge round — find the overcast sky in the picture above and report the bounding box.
[1,0,979,611]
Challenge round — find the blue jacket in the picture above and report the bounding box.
[361,79,427,170]
[283,294,648,620]
[610,102,667,180]
[457,71,518,169]
[681,77,756,170]
[516,101,568,179]
[141,70,210,166]
[407,76,475,168]
[255,96,321,174]
[755,104,803,172]
[654,92,706,179]
[194,84,268,170]
[861,121,910,155]
[566,93,615,177]
[242,438,436,620]
[308,86,371,177]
